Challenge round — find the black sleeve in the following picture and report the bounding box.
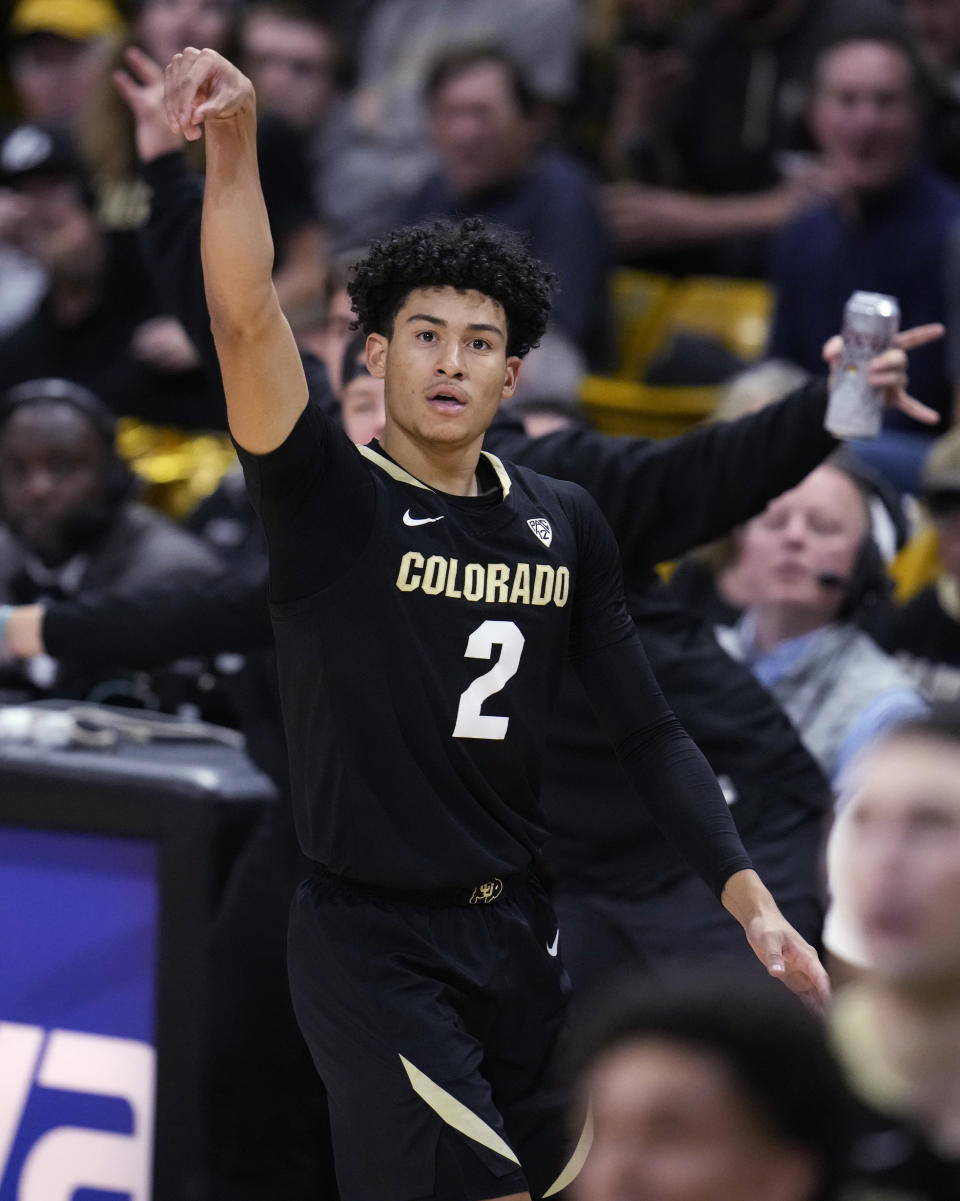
[234,395,376,603]
[566,486,753,897]
[487,380,835,573]
[139,151,338,419]
[41,575,272,667]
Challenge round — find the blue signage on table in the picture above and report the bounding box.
[0,826,158,1200]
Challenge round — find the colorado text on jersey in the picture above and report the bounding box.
[395,553,571,606]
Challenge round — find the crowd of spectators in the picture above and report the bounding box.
[3,0,960,1199]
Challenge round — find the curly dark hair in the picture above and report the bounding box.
[347,217,555,359]
[576,976,856,1201]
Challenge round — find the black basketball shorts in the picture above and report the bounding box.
[287,869,590,1201]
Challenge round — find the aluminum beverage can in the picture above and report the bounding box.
[825,291,900,438]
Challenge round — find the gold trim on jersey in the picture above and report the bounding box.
[356,444,431,490]
[482,452,512,497]
[543,1102,594,1196]
[398,1055,521,1164]
[355,444,513,498]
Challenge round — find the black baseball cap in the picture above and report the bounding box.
[0,122,87,188]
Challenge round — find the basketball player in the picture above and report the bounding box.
[164,47,828,1201]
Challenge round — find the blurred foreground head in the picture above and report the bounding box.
[830,712,960,993]
[572,975,854,1201]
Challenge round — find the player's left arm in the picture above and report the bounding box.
[564,484,830,1009]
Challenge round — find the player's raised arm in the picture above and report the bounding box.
[163,47,307,453]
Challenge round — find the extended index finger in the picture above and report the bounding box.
[894,323,944,351]
[124,44,164,85]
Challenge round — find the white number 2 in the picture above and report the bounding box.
[453,620,525,740]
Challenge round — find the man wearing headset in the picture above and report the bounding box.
[0,377,222,701]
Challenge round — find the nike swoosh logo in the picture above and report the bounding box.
[403,510,445,527]
[546,930,559,957]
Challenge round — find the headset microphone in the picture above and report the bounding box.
[816,572,850,590]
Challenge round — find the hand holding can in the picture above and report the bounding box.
[825,292,900,439]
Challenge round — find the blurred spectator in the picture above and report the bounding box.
[288,259,354,395]
[571,975,855,1201]
[900,0,960,182]
[715,461,925,784]
[769,29,960,491]
[506,395,592,439]
[596,0,694,179]
[317,0,583,252]
[238,2,363,271]
[6,0,123,130]
[1,0,124,334]
[83,1,325,323]
[337,331,386,448]
[0,162,46,337]
[824,713,960,1195]
[0,122,221,427]
[876,427,960,699]
[602,0,900,277]
[0,378,222,703]
[241,1,340,135]
[404,46,611,369]
[904,0,960,90]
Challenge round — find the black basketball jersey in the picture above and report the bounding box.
[236,396,640,890]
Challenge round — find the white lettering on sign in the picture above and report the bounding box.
[0,1022,155,1200]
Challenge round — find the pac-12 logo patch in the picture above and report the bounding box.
[527,518,552,547]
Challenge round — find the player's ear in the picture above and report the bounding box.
[500,356,521,402]
[366,333,388,379]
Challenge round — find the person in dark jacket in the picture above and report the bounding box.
[0,376,222,703]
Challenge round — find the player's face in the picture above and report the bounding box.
[735,465,868,623]
[368,286,520,455]
[575,1039,817,1201]
[810,41,920,195]
[835,736,960,989]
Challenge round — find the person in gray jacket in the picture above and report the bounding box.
[716,459,925,786]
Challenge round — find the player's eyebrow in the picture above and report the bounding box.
[406,313,505,338]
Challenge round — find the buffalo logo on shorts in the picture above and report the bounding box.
[527,518,552,548]
[469,877,504,904]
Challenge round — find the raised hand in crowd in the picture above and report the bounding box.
[112,45,184,163]
[822,323,945,424]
